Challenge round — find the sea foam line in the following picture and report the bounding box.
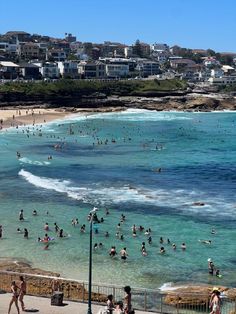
[18,169,235,218]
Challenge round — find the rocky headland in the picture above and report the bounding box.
[0,90,235,112]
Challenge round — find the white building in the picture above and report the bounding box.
[211,68,224,78]
[105,63,129,78]
[150,43,169,52]
[208,75,236,85]
[124,47,133,58]
[57,61,79,78]
[203,57,220,67]
[78,61,105,78]
[33,62,60,79]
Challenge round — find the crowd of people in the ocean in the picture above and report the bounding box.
[0,204,218,277]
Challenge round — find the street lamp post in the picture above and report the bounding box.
[87,207,98,314]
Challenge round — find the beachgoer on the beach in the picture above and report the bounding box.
[18,275,26,311]
[8,281,20,314]
[209,287,221,314]
[51,277,61,293]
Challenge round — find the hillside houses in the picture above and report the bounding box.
[0,30,236,85]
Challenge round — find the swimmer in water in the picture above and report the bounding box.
[44,223,49,231]
[181,243,186,250]
[160,247,165,254]
[120,247,128,261]
[142,246,148,256]
[109,246,117,257]
[199,240,212,244]
[19,210,24,221]
[32,210,37,216]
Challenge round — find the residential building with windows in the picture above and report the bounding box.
[20,42,40,59]
[78,61,105,78]
[0,61,19,79]
[105,63,129,78]
[57,61,79,78]
[208,75,236,85]
[18,62,40,80]
[49,49,67,61]
[33,62,60,79]
[136,60,160,77]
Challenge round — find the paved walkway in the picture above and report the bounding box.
[0,293,154,314]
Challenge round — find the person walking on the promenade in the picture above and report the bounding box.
[123,286,134,314]
[8,281,20,314]
[19,275,27,311]
[209,287,221,314]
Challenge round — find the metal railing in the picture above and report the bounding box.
[0,270,235,313]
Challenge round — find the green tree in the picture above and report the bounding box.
[206,49,216,57]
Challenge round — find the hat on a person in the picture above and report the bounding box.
[212,287,220,293]
[208,258,212,262]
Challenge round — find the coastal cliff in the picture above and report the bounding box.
[0,91,235,112]
[0,79,235,111]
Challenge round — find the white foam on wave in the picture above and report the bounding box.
[81,109,193,122]
[159,282,188,292]
[19,157,50,166]
[42,109,192,131]
[18,169,235,218]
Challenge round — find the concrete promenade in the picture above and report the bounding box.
[0,293,154,314]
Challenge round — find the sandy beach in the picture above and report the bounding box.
[0,108,71,130]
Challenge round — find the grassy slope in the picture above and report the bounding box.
[0,79,187,97]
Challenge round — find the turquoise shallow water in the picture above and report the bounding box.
[0,109,236,289]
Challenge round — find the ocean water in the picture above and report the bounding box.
[0,109,236,289]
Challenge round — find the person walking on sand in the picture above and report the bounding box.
[8,281,20,314]
[19,275,26,311]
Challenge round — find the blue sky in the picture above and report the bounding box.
[0,0,235,52]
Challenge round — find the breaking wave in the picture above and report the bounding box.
[18,169,235,219]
